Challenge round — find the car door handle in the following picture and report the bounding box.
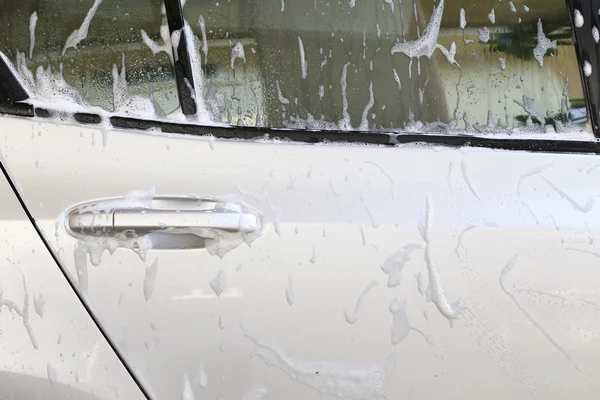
[68,209,261,236]
[66,196,261,237]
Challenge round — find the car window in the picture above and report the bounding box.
[0,0,178,116]
[0,0,590,136]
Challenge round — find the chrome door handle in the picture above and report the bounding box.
[68,209,261,236]
[66,196,261,237]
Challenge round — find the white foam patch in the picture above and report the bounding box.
[47,362,57,385]
[197,16,208,61]
[112,54,160,119]
[298,37,307,79]
[33,293,45,318]
[29,12,38,59]
[143,258,158,302]
[574,9,584,28]
[339,62,351,130]
[209,269,227,296]
[62,0,103,55]
[381,244,422,287]
[584,60,593,77]
[390,0,458,67]
[242,383,267,400]
[420,197,465,326]
[488,8,495,24]
[182,372,196,400]
[231,41,246,69]
[343,281,378,324]
[478,27,490,43]
[533,19,557,67]
[285,274,295,305]
[181,21,213,123]
[0,266,38,349]
[242,325,396,399]
[389,298,429,344]
[140,7,173,65]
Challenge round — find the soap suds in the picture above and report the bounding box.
[509,1,516,12]
[47,362,57,385]
[0,262,38,349]
[242,383,268,400]
[498,57,506,70]
[381,244,422,288]
[286,274,295,305]
[182,21,212,122]
[339,62,351,130]
[298,37,307,79]
[343,281,378,324]
[593,27,599,43]
[574,9,584,28]
[143,258,158,302]
[140,6,173,64]
[358,82,374,130]
[161,201,264,258]
[389,298,430,344]
[539,175,594,213]
[309,244,317,264]
[29,12,38,59]
[198,363,208,388]
[33,293,45,317]
[478,27,490,43]
[242,325,396,400]
[392,69,401,90]
[210,270,227,297]
[390,0,459,67]
[488,9,495,24]
[499,255,573,363]
[533,19,557,67]
[364,161,395,199]
[197,16,208,61]
[276,81,290,105]
[231,41,246,69]
[461,160,482,201]
[113,54,159,119]
[459,8,466,29]
[584,60,593,77]
[62,0,103,55]
[182,372,196,400]
[420,198,465,326]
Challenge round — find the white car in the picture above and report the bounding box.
[0,0,599,399]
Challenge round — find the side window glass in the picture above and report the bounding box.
[182,0,586,134]
[0,0,178,116]
[0,0,588,136]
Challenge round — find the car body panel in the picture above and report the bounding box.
[1,115,600,399]
[0,162,146,400]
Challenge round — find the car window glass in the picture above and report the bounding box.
[0,0,588,136]
[182,0,586,134]
[0,0,178,116]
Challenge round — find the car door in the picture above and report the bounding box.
[2,0,600,399]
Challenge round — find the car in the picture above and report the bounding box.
[0,0,599,399]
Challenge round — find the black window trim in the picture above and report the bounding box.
[0,0,598,154]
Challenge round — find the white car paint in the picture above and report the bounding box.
[1,115,600,399]
[0,163,147,400]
